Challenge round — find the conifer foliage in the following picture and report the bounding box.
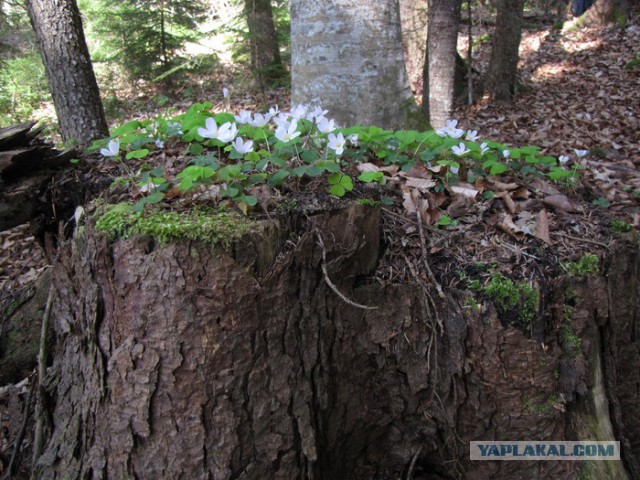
[80,0,208,81]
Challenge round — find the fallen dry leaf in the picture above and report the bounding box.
[543,194,583,213]
[535,209,552,245]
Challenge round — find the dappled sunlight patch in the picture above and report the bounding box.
[530,61,577,82]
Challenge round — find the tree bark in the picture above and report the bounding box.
[31,204,640,480]
[483,0,525,102]
[399,0,428,96]
[423,0,461,129]
[579,0,631,25]
[0,123,76,232]
[291,0,425,130]
[25,0,109,146]
[245,0,285,87]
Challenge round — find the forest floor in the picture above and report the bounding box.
[1,12,639,295]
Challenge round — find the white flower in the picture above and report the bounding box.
[100,139,120,157]
[223,87,229,98]
[316,116,336,133]
[197,117,238,143]
[450,165,460,174]
[466,130,479,142]
[327,132,346,155]
[272,112,290,128]
[307,105,328,122]
[436,119,465,138]
[275,120,301,143]
[234,110,253,124]
[480,142,490,155]
[269,105,280,116]
[232,137,254,154]
[503,150,510,158]
[348,134,359,146]
[558,155,570,164]
[290,104,308,120]
[155,139,164,149]
[451,142,470,156]
[574,149,588,157]
[250,112,272,128]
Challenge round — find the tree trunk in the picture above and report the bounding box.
[399,0,428,96]
[483,0,525,102]
[245,0,285,87]
[31,203,640,480]
[423,0,461,129]
[291,0,425,130]
[578,0,631,25]
[25,0,109,146]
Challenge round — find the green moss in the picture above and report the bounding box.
[562,254,599,277]
[610,219,632,233]
[523,394,559,415]
[356,198,380,207]
[483,273,539,323]
[94,203,259,248]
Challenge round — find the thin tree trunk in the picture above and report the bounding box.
[423,0,461,129]
[24,0,108,146]
[399,0,428,96]
[245,0,285,87]
[483,0,525,102]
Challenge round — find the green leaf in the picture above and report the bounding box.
[592,198,611,208]
[436,214,458,227]
[358,171,384,183]
[112,120,141,137]
[218,164,242,181]
[330,184,346,197]
[328,172,342,185]
[244,151,260,163]
[547,167,572,180]
[420,149,436,162]
[125,149,150,160]
[146,192,164,203]
[489,162,507,175]
[229,150,244,160]
[240,195,258,206]
[189,143,205,156]
[269,169,290,186]
[301,149,318,163]
[225,186,240,197]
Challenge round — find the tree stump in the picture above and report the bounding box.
[33,204,639,479]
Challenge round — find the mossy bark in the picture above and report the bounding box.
[33,207,639,479]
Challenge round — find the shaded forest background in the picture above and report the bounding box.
[0,0,634,140]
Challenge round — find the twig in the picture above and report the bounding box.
[403,254,443,337]
[415,211,445,300]
[315,231,377,310]
[551,232,610,250]
[406,445,423,480]
[30,285,54,479]
[381,207,417,225]
[2,373,35,480]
